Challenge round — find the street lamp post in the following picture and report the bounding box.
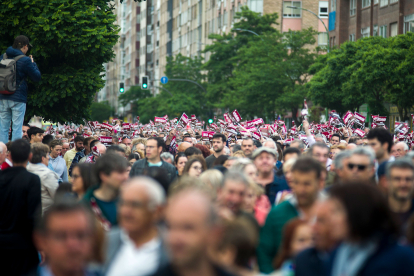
[288,6,330,52]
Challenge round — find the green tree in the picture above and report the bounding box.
[119,85,157,123]
[0,0,119,123]
[90,101,113,122]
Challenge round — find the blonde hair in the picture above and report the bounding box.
[282,158,297,174]
[232,150,246,158]
[199,170,224,196]
[132,137,147,146]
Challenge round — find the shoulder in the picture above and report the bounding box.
[267,201,297,220]
[162,161,175,170]
[133,159,146,167]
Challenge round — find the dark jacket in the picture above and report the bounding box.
[265,169,290,205]
[0,167,42,275]
[326,235,414,276]
[295,247,327,276]
[130,158,177,184]
[102,227,169,274]
[151,263,237,276]
[0,47,41,103]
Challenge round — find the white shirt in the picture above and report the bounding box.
[107,231,161,276]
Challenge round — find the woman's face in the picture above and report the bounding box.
[176,156,188,176]
[71,167,84,195]
[188,161,203,178]
[243,187,257,213]
[327,198,349,241]
[290,224,313,257]
[244,164,257,181]
[330,148,341,160]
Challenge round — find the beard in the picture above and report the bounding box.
[214,146,223,153]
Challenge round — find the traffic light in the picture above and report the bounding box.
[208,119,213,124]
[119,82,124,93]
[142,76,148,89]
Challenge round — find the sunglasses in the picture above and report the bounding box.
[348,163,369,171]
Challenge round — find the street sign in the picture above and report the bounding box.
[160,76,169,84]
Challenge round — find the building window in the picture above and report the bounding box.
[224,11,228,27]
[390,22,398,37]
[349,34,355,41]
[331,0,336,12]
[350,0,356,16]
[361,27,370,38]
[390,0,398,3]
[380,0,388,6]
[379,25,387,38]
[404,14,414,34]
[373,25,378,36]
[318,33,328,45]
[319,2,328,18]
[247,0,264,14]
[362,0,371,8]
[283,1,301,18]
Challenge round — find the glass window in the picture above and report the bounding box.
[361,27,370,38]
[373,25,378,36]
[362,0,371,8]
[318,33,328,45]
[319,2,328,18]
[349,34,355,41]
[350,0,356,16]
[404,14,414,34]
[380,0,388,6]
[248,0,264,14]
[283,1,301,18]
[331,0,336,12]
[390,0,398,3]
[379,25,387,38]
[390,22,398,37]
[224,11,228,27]
[374,0,378,4]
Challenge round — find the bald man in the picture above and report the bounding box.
[346,143,357,150]
[178,141,191,153]
[393,142,409,159]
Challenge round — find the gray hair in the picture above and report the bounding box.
[0,142,5,154]
[263,139,277,149]
[222,170,250,188]
[224,146,230,155]
[291,139,305,150]
[334,150,352,170]
[351,147,375,166]
[406,151,414,159]
[386,158,414,179]
[396,141,409,151]
[231,158,254,173]
[124,176,166,210]
[160,152,174,163]
[308,142,329,156]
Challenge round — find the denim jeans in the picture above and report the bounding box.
[0,99,26,143]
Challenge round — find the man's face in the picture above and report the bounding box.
[388,168,414,202]
[393,143,407,158]
[119,185,159,235]
[331,136,340,146]
[122,138,132,148]
[218,180,246,214]
[342,154,374,183]
[315,137,325,143]
[51,145,62,159]
[291,171,321,208]
[162,157,173,164]
[312,201,337,251]
[241,140,254,156]
[263,141,276,149]
[101,170,129,189]
[22,126,30,139]
[75,141,84,151]
[311,146,329,166]
[35,212,92,274]
[253,152,275,174]
[146,140,161,160]
[368,138,387,160]
[62,143,70,156]
[212,138,224,153]
[32,133,44,143]
[183,137,193,146]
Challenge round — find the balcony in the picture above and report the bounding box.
[147,44,153,53]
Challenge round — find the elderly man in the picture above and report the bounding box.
[104,177,168,276]
[177,141,191,153]
[393,141,409,159]
[341,147,376,184]
[241,138,255,158]
[308,143,332,171]
[326,151,352,187]
[290,139,306,153]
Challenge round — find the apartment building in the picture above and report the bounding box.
[328,0,414,47]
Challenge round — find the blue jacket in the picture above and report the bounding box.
[0,47,41,103]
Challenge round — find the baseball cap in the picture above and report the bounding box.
[252,147,277,159]
[13,35,32,49]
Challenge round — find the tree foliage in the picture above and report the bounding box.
[90,101,113,122]
[0,0,119,123]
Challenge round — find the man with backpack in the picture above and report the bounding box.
[0,35,41,143]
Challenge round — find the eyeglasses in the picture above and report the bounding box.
[122,136,131,140]
[347,163,369,171]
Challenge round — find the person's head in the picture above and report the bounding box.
[329,144,345,160]
[83,137,95,153]
[182,156,207,178]
[330,134,340,146]
[72,163,97,197]
[231,158,257,181]
[290,139,305,153]
[241,138,254,157]
[223,156,238,169]
[367,128,393,161]
[178,141,191,153]
[342,147,375,183]
[309,143,329,166]
[31,143,50,166]
[13,35,31,54]
[290,157,324,208]
[106,145,125,157]
[141,167,171,195]
[230,144,242,155]
[252,147,277,175]
[386,159,414,203]
[42,134,54,146]
[283,158,297,187]
[199,169,224,196]
[175,152,188,176]
[49,140,63,159]
[165,188,217,268]
[28,127,45,143]
[218,171,249,214]
[10,139,31,165]
[119,177,165,236]
[194,144,211,158]
[121,136,132,148]
[314,134,325,144]
[136,143,146,152]
[34,201,95,275]
[243,179,264,213]
[328,182,398,242]
[74,136,85,151]
[183,135,194,146]
[349,137,362,146]
[184,146,203,159]
[128,152,141,166]
[212,134,226,154]
[312,200,339,251]
[393,142,409,158]
[161,152,174,164]
[263,139,277,150]
[275,219,313,269]
[22,123,31,140]
[332,150,352,179]
[62,142,70,156]
[283,147,301,163]
[95,153,129,189]
[146,137,164,161]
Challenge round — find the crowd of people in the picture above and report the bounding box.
[2,114,414,276]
